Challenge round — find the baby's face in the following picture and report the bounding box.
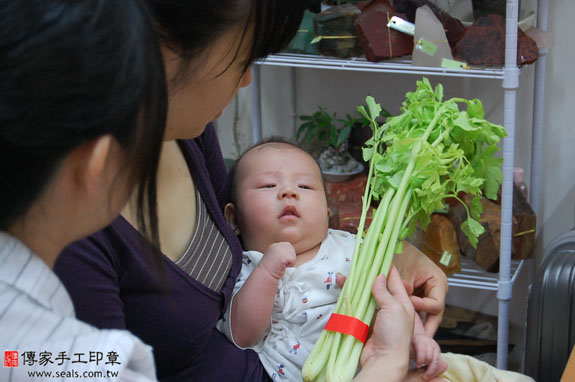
[233,143,330,254]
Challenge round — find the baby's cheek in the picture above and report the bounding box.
[243,206,272,231]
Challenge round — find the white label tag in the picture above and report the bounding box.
[387,16,415,36]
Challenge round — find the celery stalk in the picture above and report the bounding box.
[302,78,506,382]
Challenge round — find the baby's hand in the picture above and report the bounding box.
[411,333,448,380]
[258,242,296,280]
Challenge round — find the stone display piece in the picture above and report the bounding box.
[412,5,453,68]
[354,0,414,61]
[449,194,502,272]
[448,188,536,272]
[313,4,362,58]
[391,0,466,48]
[434,9,466,49]
[421,214,462,276]
[285,10,320,55]
[453,14,538,66]
[325,174,373,234]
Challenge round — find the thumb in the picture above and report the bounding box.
[387,266,416,311]
[372,274,394,309]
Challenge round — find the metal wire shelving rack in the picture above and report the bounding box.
[250,0,548,369]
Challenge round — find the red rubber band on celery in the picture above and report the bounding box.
[324,313,369,343]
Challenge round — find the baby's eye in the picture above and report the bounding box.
[299,185,311,190]
[259,184,276,189]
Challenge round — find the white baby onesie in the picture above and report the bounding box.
[218,229,356,381]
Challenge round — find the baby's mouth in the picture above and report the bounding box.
[280,206,299,218]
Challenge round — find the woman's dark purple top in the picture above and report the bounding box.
[54,124,268,382]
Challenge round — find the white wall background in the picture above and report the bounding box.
[216,0,573,369]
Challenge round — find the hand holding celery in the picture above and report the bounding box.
[355,271,414,382]
[302,78,506,382]
[395,240,447,336]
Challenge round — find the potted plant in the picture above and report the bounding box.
[296,106,364,182]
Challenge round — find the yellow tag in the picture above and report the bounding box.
[440,251,452,266]
[441,58,470,70]
[416,38,437,56]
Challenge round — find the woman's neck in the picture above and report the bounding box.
[122,140,198,260]
[122,140,181,225]
[8,215,68,268]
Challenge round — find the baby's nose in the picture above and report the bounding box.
[279,187,299,199]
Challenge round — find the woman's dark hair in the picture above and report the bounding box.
[0,0,167,248]
[145,0,307,80]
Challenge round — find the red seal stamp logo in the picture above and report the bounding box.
[4,351,19,368]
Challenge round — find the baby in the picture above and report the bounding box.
[218,139,447,381]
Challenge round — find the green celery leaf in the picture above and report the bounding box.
[375,159,396,174]
[484,166,503,200]
[363,146,374,162]
[470,196,483,220]
[366,96,382,120]
[453,112,478,132]
[357,105,370,121]
[387,170,405,189]
[465,99,485,119]
[461,218,485,248]
[434,83,444,102]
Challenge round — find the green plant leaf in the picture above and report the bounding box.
[336,126,352,148]
[461,217,485,248]
[357,105,370,121]
[465,99,485,119]
[387,170,405,189]
[484,166,503,200]
[453,111,478,132]
[375,158,396,174]
[366,96,382,120]
[434,83,444,102]
[469,196,483,221]
[363,146,374,162]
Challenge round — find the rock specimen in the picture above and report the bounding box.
[453,14,538,66]
[354,0,414,61]
[314,4,362,58]
[392,0,466,48]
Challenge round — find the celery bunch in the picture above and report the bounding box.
[301,78,506,382]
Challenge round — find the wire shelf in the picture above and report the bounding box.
[448,258,525,291]
[256,53,508,80]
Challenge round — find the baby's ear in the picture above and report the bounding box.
[224,203,241,235]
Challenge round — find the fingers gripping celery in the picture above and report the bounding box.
[301,78,506,382]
